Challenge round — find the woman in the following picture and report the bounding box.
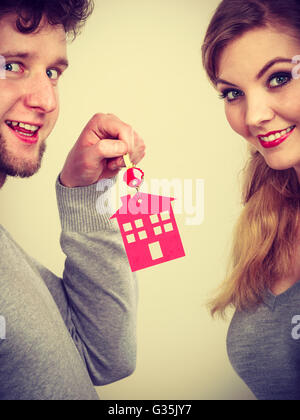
[202,0,300,400]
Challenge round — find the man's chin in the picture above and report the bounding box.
[0,141,47,179]
[2,163,42,178]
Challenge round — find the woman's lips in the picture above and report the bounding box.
[258,126,296,149]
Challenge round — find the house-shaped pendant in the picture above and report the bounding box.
[111,192,185,272]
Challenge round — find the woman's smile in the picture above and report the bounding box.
[257,124,296,148]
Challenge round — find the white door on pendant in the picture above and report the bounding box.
[149,241,163,260]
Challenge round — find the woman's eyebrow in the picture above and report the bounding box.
[216,57,292,87]
[256,57,292,79]
[216,79,238,87]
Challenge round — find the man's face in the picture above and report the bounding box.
[0,14,68,178]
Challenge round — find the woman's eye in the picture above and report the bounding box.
[219,89,243,102]
[268,72,291,88]
[227,90,241,101]
[46,69,60,80]
[5,63,23,73]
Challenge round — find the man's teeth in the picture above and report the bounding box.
[260,126,295,142]
[5,120,39,132]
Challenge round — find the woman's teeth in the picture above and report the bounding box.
[260,125,296,142]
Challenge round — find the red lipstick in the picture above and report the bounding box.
[258,125,296,149]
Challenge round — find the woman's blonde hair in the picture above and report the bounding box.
[202,0,300,317]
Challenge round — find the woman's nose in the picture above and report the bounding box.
[245,92,275,129]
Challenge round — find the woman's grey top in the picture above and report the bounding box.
[227,282,300,400]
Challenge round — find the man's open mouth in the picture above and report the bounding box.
[5,120,41,138]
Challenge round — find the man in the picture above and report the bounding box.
[0,0,145,400]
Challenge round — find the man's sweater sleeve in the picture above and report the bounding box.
[36,177,138,386]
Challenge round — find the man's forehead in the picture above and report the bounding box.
[0,12,67,50]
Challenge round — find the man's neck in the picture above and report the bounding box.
[0,172,7,188]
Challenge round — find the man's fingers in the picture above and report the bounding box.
[107,156,128,171]
[95,113,134,144]
[93,139,128,161]
[60,112,145,187]
[80,113,145,165]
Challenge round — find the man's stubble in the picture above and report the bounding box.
[0,133,47,178]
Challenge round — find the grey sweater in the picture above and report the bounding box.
[0,177,137,400]
[227,282,300,400]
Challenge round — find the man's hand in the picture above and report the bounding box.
[59,113,146,188]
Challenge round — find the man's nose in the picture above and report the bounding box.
[245,92,275,129]
[23,73,58,114]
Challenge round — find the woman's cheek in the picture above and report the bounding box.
[225,105,248,138]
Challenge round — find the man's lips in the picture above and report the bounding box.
[5,120,43,130]
[4,120,42,144]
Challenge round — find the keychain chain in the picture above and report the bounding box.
[123,132,144,195]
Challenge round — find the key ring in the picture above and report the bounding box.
[123,154,144,194]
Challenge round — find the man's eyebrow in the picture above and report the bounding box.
[216,57,293,87]
[53,58,69,68]
[0,51,69,68]
[0,51,30,59]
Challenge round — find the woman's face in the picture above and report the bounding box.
[216,26,300,179]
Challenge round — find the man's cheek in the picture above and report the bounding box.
[0,82,22,110]
[48,105,60,133]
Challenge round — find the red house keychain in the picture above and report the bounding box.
[111,154,185,272]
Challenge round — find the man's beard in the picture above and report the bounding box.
[0,132,46,178]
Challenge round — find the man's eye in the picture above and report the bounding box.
[46,69,60,80]
[5,63,23,73]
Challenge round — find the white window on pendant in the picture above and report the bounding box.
[154,226,162,235]
[149,241,163,260]
[126,234,136,244]
[135,219,144,228]
[150,214,159,224]
[138,230,147,240]
[160,211,170,221]
[164,223,174,233]
[123,222,133,232]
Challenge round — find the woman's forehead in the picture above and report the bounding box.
[217,26,300,81]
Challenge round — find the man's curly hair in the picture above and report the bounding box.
[0,0,94,40]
